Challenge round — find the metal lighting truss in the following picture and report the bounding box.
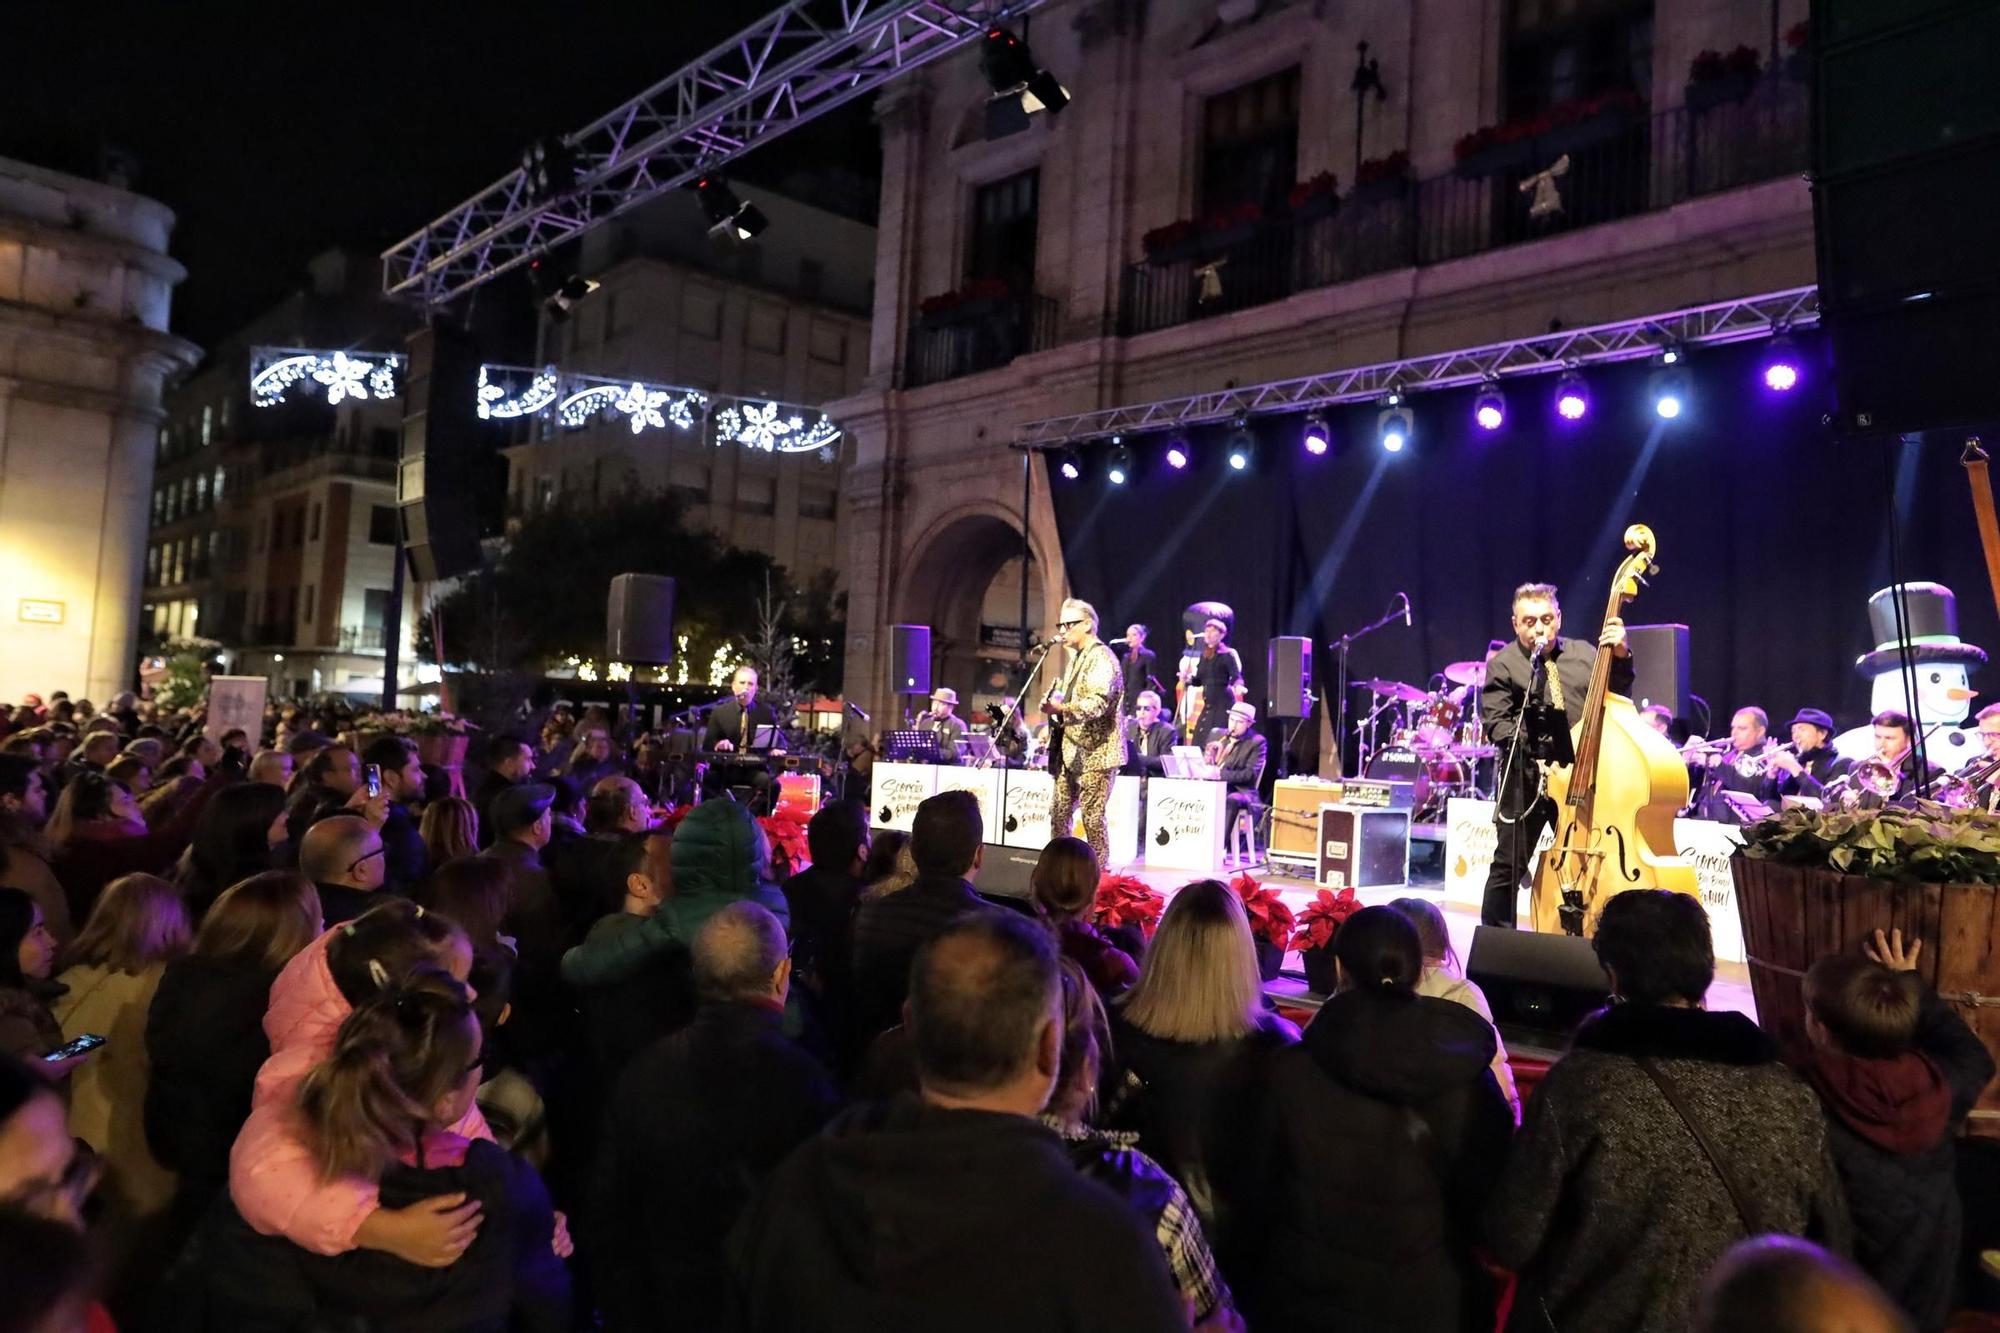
[382,0,1045,306]
[1013,286,1820,447]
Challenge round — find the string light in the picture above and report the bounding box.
[251,349,405,407]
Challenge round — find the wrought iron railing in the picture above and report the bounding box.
[902,292,1062,388]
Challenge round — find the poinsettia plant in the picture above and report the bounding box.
[1287,171,1339,208]
[1785,20,1808,50]
[917,276,1012,317]
[1690,45,1761,85]
[1202,200,1265,232]
[1094,873,1166,937]
[758,808,812,879]
[1229,872,1296,948]
[1290,885,1363,953]
[1453,88,1646,160]
[1354,150,1410,186]
[1142,218,1199,256]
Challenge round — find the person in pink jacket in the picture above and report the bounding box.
[230,900,491,1264]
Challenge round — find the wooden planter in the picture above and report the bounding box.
[1732,857,2000,1139]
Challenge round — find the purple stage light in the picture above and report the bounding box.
[1553,372,1589,421]
[1473,386,1505,431]
[1302,416,1330,456]
[1475,404,1504,429]
[1165,441,1189,469]
[1763,361,1799,392]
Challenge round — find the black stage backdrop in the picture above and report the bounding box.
[1049,339,1998,767]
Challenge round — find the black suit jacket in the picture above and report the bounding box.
[1121,647,1158,708]
[917,713,966,763]
[1479,637,1636,746]
[1776,744,1853,799]
[1217,731,1268,794]
[1124,720,1177,775]
[703,698,780,751]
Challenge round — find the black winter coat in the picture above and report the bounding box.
[590,1000,839,1332]
[144,955,276,1226]
[1244,988,1514,1333]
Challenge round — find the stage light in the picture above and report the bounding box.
[1554,372,1589,421]
[1055,448,1081,481]
[1302,415,1330,456]
[1762,335,1800,391]
[980,27,1070,138]
[521,135,577,204]
[1106,442,1133,485]
[1164,437,1190,470]
[1473,385,1505,431]
[1650,369,1688,420]
[1225,417,1256,471]
[692,176,768,243]
[1376,407,1413,453]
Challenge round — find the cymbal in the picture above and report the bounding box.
[1442,660,1489,687]
[1357,678,1427,704]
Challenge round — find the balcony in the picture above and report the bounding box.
[1120,83,1806,338]
[902,293,1061,389]
[337,624,387,652]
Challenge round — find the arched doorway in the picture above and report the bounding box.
[894,508,1056,728]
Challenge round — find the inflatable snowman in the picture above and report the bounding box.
[1833,583,1988,772]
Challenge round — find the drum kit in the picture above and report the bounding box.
[1354,659,1500,819]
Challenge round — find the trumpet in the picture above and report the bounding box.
[1732,741,1797,779]
[1936,753,2000,810]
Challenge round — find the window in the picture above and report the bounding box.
[736,474,778,517]
[151,488,165,524]
[746,307,787,355]
[200,404,213,447]
[1200,67,1301,217]
[363,588,392,631]
[254,516,267,554]
[1505,0,1652,117]
[968,169,1040,295]
[145,545,160,585]
[157,426,169,458]
[196,472,211,510]
[308,502,321,542]
[534,476,557,512]
[799,486,838,521]
[368,504,397,545]
[213,464,226,504]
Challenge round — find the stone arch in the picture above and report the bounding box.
[893,501,1061,718]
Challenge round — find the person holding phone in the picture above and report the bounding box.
[0,888,79,1069]
[359,736,429,897]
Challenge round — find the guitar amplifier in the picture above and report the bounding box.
[1337,778,1414,810]
[1317,805,1410,890]
[1271,777,1342,863]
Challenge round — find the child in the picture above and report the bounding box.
[1804,929,1995,1333]
[201,969,570,1331]
[1387,897,1519,1116]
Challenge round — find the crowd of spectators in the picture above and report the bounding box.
[0,686,1993,1332]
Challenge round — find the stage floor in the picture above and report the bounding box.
[1114,855,1757,1027]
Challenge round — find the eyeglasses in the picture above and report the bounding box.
[1515,613,1557,626]
[1057,619,1086,630]
[346,846,386,874]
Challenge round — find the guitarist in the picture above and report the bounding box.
[1478,582,1632,928]
[1044,598,1127,867]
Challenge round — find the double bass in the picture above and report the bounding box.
[1529,524,1698,935]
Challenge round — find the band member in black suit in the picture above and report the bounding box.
[917,687,968,763]
[1872,709,1944,802]
[1123,691,1176,776]
[1119,624,1159,716]
[1767,707,1853,801]
[1189,617,1245,743]
[703,665,785,754]
[1692,706,1780,822]
[1207,702,1268,827]
[1478,582,1632,929]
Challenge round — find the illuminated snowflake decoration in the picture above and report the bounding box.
[614,382,670,434]
[311,353,375,406]
[713,400,842,454]
[556,379,704,434]
[250,349,404,407]
[476,364,559,420]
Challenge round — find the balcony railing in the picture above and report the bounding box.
[338,624,387,652]
[902,293,1061,389]
[1121,82,1806,338]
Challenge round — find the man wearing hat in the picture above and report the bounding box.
[1188,616,1245,745]
[917,687,967,763]
[1768,708,1853,801]
[480,780,564,1058]
[1208,702,1268,830]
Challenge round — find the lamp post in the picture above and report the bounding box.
[1351,41,1386,180]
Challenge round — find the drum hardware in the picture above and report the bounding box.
[1358,678,1429,704]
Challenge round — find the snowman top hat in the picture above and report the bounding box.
[1854,582,1987,677]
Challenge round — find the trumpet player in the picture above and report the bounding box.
[1764,708,1853,800]
[1694,706,1780,822]
[1873,709,1944,802]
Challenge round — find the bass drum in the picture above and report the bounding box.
[1364,746,1470,816]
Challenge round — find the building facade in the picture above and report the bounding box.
[830,0,1813,720]
[501,184,875,592]
[0,156,199,701]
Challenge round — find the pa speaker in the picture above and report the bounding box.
[1623,623,1689,722]
[889,624,931,696]
[976,843,1040,904]
[1267,636,1311,719]
[399,319,501,582]
[607,574,677,664]
[1466,925,1610,1049]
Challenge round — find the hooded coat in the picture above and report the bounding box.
[728,1096,1186,1332]
[1244,986,1515,1332]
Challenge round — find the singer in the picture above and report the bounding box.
[1477,582,1631,928]
[1044,598,1126,867]
[1187,616,1247,743]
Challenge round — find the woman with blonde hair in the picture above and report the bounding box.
[146,871,322,1236]
[1106,879,1296,1270]
[420,797,481,868]
[53,872,194,1301]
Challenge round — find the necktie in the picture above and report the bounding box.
[740,705,751,749]
[1545,648,1566,713]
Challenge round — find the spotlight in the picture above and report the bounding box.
[692,176,768,243]
[1554,372,1589,421]
[1762,335,1800,392]
[980,27,1070,139]
[1164,437,1190,470]
[1473,385,1506,431]
[521,135,577,204]
[540,272,601,322]
[1376,406,1413,453]
[1225,417,1256,471]
[1055,447,1081,481]
[1106,442,1133,485]
[1302,415,1330,456]
[1650,369,1688,420]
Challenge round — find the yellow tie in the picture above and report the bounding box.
[1545,649,1566,713]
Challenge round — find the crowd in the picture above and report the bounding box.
[0,687,1992,1332]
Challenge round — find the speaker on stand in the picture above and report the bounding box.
[607,575,677,664]
[889,624,932,725]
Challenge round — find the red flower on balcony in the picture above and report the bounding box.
[1142,218,1200,256]
[917,276,1012,317]
[1286,171,1340,208]
[1785,20,1808,50]
[1201,201,1265,232]
[1455,88,1646,160]
[1354,150,1410,186]
[1692,45,1762,84]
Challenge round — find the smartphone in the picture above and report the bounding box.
[365,763,382,798]
[43,1033,105,1062]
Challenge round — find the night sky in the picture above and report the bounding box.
[1,1,875,347]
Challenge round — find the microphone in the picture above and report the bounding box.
[1107,637,1129,646]
[846,702,870,722]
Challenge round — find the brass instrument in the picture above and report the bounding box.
[1732,741,1797,780]
[1823,757,1902,810]
[1936,753,2000,809]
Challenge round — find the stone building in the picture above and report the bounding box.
[829,0,1813,719]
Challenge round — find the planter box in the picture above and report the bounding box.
[1732,858,2000,1140]
[1290,192,1339,223]
[1536,106,1638,158]
[918,296,1007,331]
[1143,237,1202,266]
[1346,177,1411,208]
[1255,937,1286,984]
[1199,223,1259,255]
[1686,72,1757,114]
[1455,137,1536,179]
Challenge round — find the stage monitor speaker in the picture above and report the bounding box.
[1623,624,1689,722]
[1466,926,1610,1050]
[1267,636,1311,719]
[399,319,500,583]
[889,624,931,695]
[607,574,677,664]
[1813,1,2000,433]
[977,843,1041,906]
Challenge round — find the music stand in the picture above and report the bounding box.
[748,725,781,750]
[883,729,946,764]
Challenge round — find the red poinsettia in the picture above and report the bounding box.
[1094,873,1166,937]
[1692,45,1761,84]
[758,808,812,879]
[1354,150,1410,186]
[918,276,1011,317]
[1287,171,1339,208]
[1229,872,1296,949]
[1290,886,1363,954]
[1202,200,1265,232]
[1142,218,1199,255]
[1785,20,1808,50]
[1454,88,1646,160]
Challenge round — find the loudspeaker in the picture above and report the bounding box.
[1267,636,1311,719]
[607,574,677,664]
[1466,926,1610,1049]
[889,624,931,695]
[1624,623,1689,722]
[1813,1,2000,432]
[977,843,1040,903]
[399,319,500,582]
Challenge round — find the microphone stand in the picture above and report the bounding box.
[1327,597,1412,778]
[980,643,1056,771]
[1495,643,1544,828]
